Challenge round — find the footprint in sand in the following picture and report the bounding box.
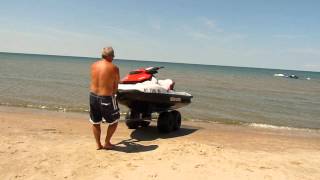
[10,150,18,154]
[113,174,120,179]
[290,161,302,166]
[126,162,139,170]
[133,157,144,161]
[15,175,25,178]
[171,163,179,170]
[199,150,207,156]
[246,168,254,172]
[259,166,272,170]
[194,164,204,168]
[216,146,223,151]
[148,174,158,178]
[264,175,272,180]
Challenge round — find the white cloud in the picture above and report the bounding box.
[150,21,161,30]
[200,17,223,32]
[0,26,114,57]
[221,33,248,43]
[304,64,320,68]
[205,19,215,28]
[200,17,216,28]
[185,29,246,42]
[102,25,142,36]
[187,32,211,40]
[182,17,248,42]
[303,64,320,72]
[44,27,102,40]
[273,34,306,39]
[288,48,320,56]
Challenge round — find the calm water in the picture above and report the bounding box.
[0,52,319,129]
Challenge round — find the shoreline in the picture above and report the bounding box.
[1,104,319,132]
[1,106,320,179]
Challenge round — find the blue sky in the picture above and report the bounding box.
[0,0,320,71]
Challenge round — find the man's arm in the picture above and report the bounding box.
[113,66,120,95]
[89,63,95,91]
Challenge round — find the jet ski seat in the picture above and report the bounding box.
[158,79,175,90]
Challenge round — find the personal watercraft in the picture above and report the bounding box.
[274,73,299,79]
[117,67,193,132]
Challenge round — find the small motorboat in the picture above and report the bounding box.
[274,73,285,77]
[287,74,299,79]
[117,67,193,132]
[274,73,299,79]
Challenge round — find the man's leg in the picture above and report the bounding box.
[92,124,103,150]
[104,122,118,149]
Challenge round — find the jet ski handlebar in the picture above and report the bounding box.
[145,66,164,74]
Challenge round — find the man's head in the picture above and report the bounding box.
[102,47,115,61]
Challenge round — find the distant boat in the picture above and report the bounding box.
[287,75,299,79]
[274,73,299,79]
[274,73,285,77]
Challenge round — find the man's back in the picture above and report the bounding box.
[90,60,119,96]
[89,47,120,150]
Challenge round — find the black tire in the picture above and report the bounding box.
[157,112,175,133]
[125,110,140,129]
[142,113,152,121]
[126,121,139,129]
[125,111,131,120]
[171,110,181,130]
[140,121,151,127]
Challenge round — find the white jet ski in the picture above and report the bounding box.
[117,67,193,132]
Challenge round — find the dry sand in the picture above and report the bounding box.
[0,106,319,180]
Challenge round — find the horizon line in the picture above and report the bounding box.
[1,51,319,73]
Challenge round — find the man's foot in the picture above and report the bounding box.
[103,143,115,150]
[96,144,104,150]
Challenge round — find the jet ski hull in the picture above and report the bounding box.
[117,90,192,113]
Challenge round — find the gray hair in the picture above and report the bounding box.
[102,47,115,59]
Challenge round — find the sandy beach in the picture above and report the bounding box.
[0,106,319,180]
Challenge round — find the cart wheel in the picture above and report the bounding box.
[126,121,140,129]
[157,112,174,133]
[171,110,181,130]
[125,110,140,129]
[140,121,151,127]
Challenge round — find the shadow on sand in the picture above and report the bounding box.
[112,125,198,153]
[131,125,198,141]
[113,139,158,153]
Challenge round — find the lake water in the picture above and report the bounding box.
[0,52,319,129]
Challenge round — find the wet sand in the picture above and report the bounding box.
[0,106,319,180]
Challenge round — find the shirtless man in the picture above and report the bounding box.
[89,47,120,150]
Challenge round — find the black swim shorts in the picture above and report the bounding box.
[89,92,120,124]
